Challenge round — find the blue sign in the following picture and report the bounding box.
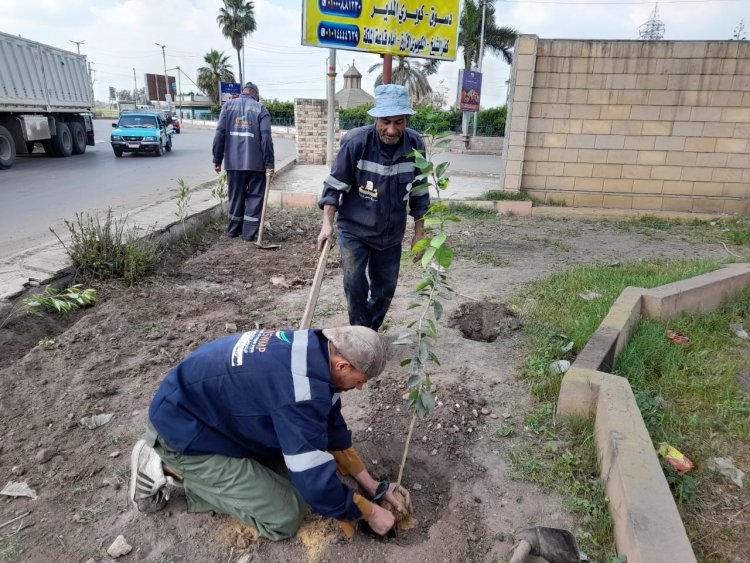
[220,82,242,106]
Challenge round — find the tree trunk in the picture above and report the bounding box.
[236,48,243,86]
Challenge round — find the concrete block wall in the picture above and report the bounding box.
[501,36,750,214]
[294,98,340,165]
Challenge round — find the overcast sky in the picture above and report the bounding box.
[1,0,747,108]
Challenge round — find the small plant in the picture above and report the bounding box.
[24,285,96,315]
[73,499,107,523]
[71,479,96,495]
[110,435,123,446]
[51,209,158,284]
[174,178,192,241]
[211,171,229,215]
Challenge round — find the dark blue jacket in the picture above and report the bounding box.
[212,93,274,171]
[148,329,362,521]
[319,125,429,250]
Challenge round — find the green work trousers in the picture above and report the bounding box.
[144,424,306,540]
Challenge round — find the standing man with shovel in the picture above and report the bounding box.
[212,81,275,242]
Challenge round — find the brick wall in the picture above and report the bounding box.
[294,98,340,165]
[500,36,750,214]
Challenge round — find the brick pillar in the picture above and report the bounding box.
[294,98,340,165]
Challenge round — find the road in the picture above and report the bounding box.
[0,120,296,260]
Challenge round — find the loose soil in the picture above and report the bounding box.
[0,209,738,563]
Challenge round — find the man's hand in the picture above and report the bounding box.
[384,483,412,513]
[213,163,221,173]
[266,167,274,183]
[317,222,333,251]
[366,503,395,535]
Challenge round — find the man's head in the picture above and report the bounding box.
[323,326,387,391]
[367,84,415,145]
[243,81,259,101]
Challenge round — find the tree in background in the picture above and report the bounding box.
[197,49,236,106]
[367,56,438,106]
[217,0,256,86]
[732,19,747,40]
[459,0,517,68]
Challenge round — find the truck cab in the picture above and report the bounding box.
[110,111,173,157]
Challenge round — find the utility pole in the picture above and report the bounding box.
[69,39,85,54]
[327,49,337,166]
[155,42,170,110]
[133,68,139,104]
[382,54,392,84]
[473,0,487,137]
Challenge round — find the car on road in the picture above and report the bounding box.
[110,111,173,157]
[171,115,181,134]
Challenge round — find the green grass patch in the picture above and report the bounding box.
[605,215,750,248]
[0,531,25,562]
[445,203,497,219]
[472,189,531,201]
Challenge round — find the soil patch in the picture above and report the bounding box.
[448,300,520,342]
[0,209,737,562]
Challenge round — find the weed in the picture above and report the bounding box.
[173,178,192,241]
[313,301,347,319]
[24,285,96,315]
[73,499,107,523]
[211,171,229,215]
[110,435,123,446]
[490,425,514,440]
[71,479,95,495]
[0,531,24,562]
[445,203,497,219]
[472,189,531,201]
[51,209,159,284]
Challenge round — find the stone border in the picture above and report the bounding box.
[557,262,750,563]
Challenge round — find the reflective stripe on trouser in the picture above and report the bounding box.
[144,423,306,541]
[226,170,267,240]
[338,230,402,331]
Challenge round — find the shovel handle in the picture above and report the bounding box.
[256,171,272,245]
[300,241,331,329]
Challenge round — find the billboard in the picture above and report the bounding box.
[457,70,482,112]
[144,73,176,102]
[302,0,459,61]
[220,82,242,106]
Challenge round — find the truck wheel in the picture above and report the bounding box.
[154,142,164,157]
[0,125,16,169]
[165,138,172,152]
[51,123,73,157]
[113,147,123,158]
[69,122,87,155]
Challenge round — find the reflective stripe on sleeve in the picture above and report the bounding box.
[291,330,311,402]
[325,175,350,192]
[283,450,334,472]
[357,159,414,176]
[332,393,341,405]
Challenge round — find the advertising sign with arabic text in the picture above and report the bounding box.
[220,82,242,106]
[302,0,459,61]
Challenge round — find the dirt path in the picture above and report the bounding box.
[0,209,731,562]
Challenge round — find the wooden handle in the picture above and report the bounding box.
[256,171,272,244]
[300,241,331,329]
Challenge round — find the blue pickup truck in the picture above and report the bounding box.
[110,111,173,157]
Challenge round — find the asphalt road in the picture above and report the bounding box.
[0,120,296,260]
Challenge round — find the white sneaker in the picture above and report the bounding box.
[128,439,176,513]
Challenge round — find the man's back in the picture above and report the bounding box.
[213,94,274,171]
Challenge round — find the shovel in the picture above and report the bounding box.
[508,526,580,563]
[299,239,332,329]
[254,170,278,250]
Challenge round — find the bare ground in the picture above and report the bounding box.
[0,209,734,563]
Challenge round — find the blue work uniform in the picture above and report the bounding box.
[212,94,275,240]
[149,329,363,523]
[318,124,429,330]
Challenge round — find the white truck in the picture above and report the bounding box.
[0,30,95,169]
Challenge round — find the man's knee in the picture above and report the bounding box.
[257,500,305,541]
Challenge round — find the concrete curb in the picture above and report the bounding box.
[557,262,750,562]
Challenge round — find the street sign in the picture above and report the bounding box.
[302,0,459,61]
[220,82,242,106]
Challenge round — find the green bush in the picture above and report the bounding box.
[264,99,295,120]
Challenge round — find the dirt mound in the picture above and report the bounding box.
[448,300,520,342]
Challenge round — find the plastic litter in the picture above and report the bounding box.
[560,341,574,353]
[579,291,602,301]
[549,360,571,375]
[708,457,745,488]
[80,413,113,430]
[0,481,38,499]
[657,442,694,472]
[730,322,749,340]
[665,329,690,345]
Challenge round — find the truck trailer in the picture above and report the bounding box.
[0,30,95,169]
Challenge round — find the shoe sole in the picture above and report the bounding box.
[128,439,148,507]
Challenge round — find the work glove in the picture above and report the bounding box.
[330,447,365,477]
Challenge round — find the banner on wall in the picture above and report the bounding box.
[219,82,242,106]
[457,69,482,111]
[302,0,459,61]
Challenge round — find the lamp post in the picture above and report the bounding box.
[155,43,170,110]
[69,39,85,54]
[167,66,182,118]
[473,0,487,137]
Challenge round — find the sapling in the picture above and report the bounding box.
[393,123,458,495]
[211,171,229,215]
[174,178,191,241]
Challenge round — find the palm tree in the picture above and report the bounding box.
[217,0,256,86]
[197,49,235,105]
[459,0,517,68]
[368,57,437,106]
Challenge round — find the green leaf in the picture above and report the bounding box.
[407,374,421,389]
[418,341,429,363]
[430,231,447,248]
[428,351,441,366]
[427,319,437,339]
[433,300,443,321]
[394,337,414,346]
[411,238,430,255]
[414,173,430,182]
[400,358,413,366]
[409,389,419,401]
[407,302,421,310]
[436,161,450,177]
[418,390,437,415]
[444,214,461,222]
[420,246,437,268]
[436,245,454,269]
[415,277,434,291]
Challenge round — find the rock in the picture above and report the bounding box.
[107,535,132,558]
[430,449,438,456]
[480,408,490,415]
[109,452,120,458]
[11,465,25,476]
[35,449,53,463]
[412,483,423,491]
[80,413,113,430]
[468,533,478,541]
[225,322,237,333]
[502,412,511,419]
[473,496,482,503]
[489,413,498,419]
[237,556,252,563]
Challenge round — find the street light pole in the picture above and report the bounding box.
[155,43,170,110]
[473,0,487,137]
[69,39,85,54]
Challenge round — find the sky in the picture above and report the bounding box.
[1,0,747,109]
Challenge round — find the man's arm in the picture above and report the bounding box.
[317,204,337,250]
[212,106,228,172]
[259,107,275,178]
[317,136,356,249]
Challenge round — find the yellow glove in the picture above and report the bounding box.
[330,446,365,477]
[336,492,374,539]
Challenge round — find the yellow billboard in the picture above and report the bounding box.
[302,0,459,61]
